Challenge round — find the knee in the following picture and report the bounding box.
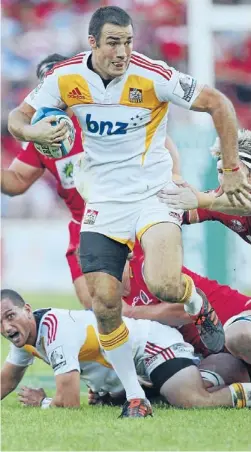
[225,325,251,357]
[145,277,181,302]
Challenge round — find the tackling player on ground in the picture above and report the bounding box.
[1,290,251,412]
[122,245,251,366]
[8,6,249,417]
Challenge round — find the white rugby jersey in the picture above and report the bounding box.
[6,308,151,394]
[25,52,202,203]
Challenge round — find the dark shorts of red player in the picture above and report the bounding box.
[66,219,83,282]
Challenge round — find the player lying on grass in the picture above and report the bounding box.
[158,129,251,242]
[122,245,251,366]
[1,289,251,411]
[0,54,92,308]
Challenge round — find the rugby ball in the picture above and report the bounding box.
[31,107,75,158]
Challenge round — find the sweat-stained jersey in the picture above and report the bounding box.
[24,51,202,203]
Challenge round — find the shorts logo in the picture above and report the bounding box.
[129,88,143,103]
[173,74,196,102]
[230,220,246,233]
[169,211,183,222]
[50,346,66,371]
[83,209,99,225]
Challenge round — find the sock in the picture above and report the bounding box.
[229,383,251,408]
[99,322,145,401]
[181,274,203,316]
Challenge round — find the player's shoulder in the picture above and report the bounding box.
[129,51,174,82]
[45,52,89,78]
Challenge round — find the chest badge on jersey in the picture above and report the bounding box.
[133,290,153,307]
[129,88,143,103]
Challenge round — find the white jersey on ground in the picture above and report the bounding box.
[25,51,202,203]
[6,308,197,394]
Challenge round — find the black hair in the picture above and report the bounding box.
[1,289,25,307]
[36,53,68,79]
[88,6,133,45]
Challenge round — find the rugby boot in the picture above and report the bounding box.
[119,398,153,418]
[194,288,225,353]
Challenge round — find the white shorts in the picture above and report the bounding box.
[131,319,199,380]
[224,312,251,331]
[81,188,183,250]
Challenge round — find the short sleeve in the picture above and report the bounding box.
[6,344,34,367]
[43,312,82,376]
[16,142,44,169]
[24,74,66,111]
[154,66,203,109]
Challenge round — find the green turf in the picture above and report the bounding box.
[1,294,251,451]
[1,393,251,451]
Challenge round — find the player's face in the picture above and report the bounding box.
[0,299,33,347]
[90,23,133,80]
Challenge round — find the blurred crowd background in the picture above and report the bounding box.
[1,0,251,291]
[2,0,251,218]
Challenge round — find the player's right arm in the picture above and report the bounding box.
[8,74,68,145]
[1,362,28,400]
[1,158,44,196]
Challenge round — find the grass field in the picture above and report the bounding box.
[1,293,251,452]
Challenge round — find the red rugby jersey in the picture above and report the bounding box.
[16,116,85,223]
[183,198,251,245]
[124,249,250,356]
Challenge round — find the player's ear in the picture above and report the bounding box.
[24,303,32,317]
[88,35,97,49]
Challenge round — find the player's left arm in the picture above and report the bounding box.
[122,300,192,327]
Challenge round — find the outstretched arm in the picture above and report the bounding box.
[191,86,251,204]
[1,158,44,196]
[1,362,28,400]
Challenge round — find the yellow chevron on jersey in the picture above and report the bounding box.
[58,75,94,107]
[143,102,169,164]
[78,325,112,368]
[23,344,42,359]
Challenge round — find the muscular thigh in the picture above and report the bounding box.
[141,222,183,290]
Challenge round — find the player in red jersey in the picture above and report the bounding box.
[1,54,91,307]
[158,129,251,243]
[122,244,251,364]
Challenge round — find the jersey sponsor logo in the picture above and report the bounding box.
[86,114,128,136]
[230,220,246,233]
[55,153,82,189]
[83,209,99,225]
[132,290,153,307]
[50,346,66,370]
[43,313,58,345]
[68,87,85,100]
[129,88,143,103]
[173,74,196,102]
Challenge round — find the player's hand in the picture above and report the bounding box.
[24,116,69,147]
[157,184,199,210]
[221,169,251,206]
[18,386,46,406]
